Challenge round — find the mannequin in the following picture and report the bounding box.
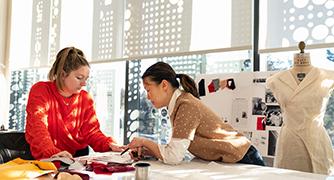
[266,42,334,175]
[290,41,313,83]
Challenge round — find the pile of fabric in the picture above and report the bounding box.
[0,157,135,179]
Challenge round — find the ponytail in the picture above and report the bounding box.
[177,74,199,99]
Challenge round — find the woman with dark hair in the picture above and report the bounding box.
[25,47,125,160]
[127,62,265,165]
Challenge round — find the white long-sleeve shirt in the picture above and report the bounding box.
[157,89,192,165]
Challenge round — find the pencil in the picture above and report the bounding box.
[120,148,130,155]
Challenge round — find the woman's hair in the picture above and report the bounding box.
[48,47,90,90]
[142,62,199,98]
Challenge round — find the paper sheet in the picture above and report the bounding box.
[75,152,134,165]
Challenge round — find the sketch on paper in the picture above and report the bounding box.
[231,98,248,130]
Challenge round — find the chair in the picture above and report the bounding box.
[0,131,33,164]
[0,131,89,164]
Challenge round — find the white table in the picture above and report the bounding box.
[83,159,333,180]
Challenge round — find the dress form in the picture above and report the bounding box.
[266,43,334,174]
[290,41,313,84]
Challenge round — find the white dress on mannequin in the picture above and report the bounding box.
[266,52,334,175]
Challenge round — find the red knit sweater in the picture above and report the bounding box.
[25,81,115,159]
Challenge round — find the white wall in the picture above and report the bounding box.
[0,0,11,128]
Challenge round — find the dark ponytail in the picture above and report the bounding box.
[176,74,199,99]
[142,62,199,99]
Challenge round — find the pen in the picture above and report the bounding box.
[120,148,130,155]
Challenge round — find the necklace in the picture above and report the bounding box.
[62,96,72,106]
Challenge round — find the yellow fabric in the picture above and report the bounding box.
[0,158,57,179]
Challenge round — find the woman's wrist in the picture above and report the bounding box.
[140,138,147,147]
[109,142,118,151]
[109,142,126,152]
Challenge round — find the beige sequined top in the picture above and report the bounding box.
[170,92,251,163]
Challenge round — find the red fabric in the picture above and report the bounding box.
[208,81,215,93]
[90,162,135,175]
[25,81,115,159]
[53,161,61,169]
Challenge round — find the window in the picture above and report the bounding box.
[7,0,253,145]
[259,0,334,50]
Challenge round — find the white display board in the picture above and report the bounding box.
[195,71,281,157]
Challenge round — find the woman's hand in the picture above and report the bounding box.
[127,137,161,160]
[127,137,147,161]
[51,151,73,159]
[129,147,144,161]
[109,142,127,152]
[128,137,146,148]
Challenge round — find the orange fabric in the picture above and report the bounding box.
[0,158,56,179]
[25,81,115,159]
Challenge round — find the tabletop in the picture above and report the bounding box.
[66,158,333,180]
